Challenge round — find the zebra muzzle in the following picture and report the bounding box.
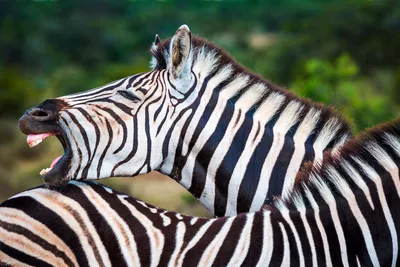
[19,99,72,185]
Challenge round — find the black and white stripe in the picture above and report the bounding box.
[30,25,351,216]
[2,118,400,266]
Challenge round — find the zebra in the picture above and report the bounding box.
[18,24,352,217]
[2,118,400,266]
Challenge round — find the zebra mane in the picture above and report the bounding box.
[151,35,352,151]
[272,117,400,212]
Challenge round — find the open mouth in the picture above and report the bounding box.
[26,131,71,182]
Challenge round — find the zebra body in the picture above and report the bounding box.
[18,25,351,216]
[2,119,400,266]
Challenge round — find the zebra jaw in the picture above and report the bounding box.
[27,133,63,177]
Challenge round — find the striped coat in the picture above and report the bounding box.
[2,118,400,266]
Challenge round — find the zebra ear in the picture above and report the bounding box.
[154,34,161,46]
[150,34,164,69]
[169,25,192,79]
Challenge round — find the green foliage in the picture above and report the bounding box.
[291,54,399,132]
[0,69,42,117]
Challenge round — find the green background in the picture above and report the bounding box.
[0,0,399,216]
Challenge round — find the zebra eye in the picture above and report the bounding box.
[117,90,141,102]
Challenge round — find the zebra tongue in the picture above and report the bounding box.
[51,156,62,168]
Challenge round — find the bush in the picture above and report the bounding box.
[291,54,399,132]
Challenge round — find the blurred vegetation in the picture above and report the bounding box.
[0,0,399,216]
[291,54,398,132]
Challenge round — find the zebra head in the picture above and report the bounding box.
[18,25,199,186]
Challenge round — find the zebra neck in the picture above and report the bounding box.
[161,85,350,219]
[154,37,350,216]
[159,71,351,216]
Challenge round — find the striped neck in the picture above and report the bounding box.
[153,37,352,216]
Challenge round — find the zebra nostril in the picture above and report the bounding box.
[28,108,54,121]
[30,109,49,117]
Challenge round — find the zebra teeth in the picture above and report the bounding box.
[40,167,53,177]
[39,155,63,177]
[27,133,55,148]
[28,138,43,148]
